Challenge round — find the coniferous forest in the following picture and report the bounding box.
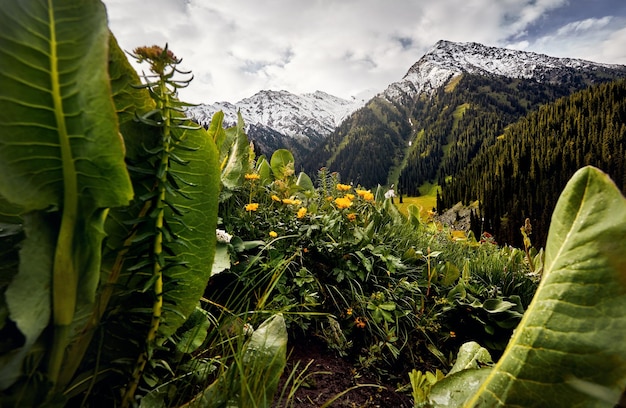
[441,78,626,247]
[306,69,626,249]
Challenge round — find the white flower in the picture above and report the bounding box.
[216,229,233,244]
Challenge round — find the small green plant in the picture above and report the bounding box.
[409,369,445,406]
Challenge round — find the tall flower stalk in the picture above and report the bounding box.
[120,44,198,407]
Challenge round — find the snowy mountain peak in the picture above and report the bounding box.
[187,89,374,140]
[383,39,626,101]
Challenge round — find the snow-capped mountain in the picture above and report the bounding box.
[188,89,375,140]
[383,39,626,102]
[302,39,626,187]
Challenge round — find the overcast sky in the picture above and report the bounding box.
[103,0,626,104]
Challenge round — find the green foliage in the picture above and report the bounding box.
[445,79,626,247]
[4,3,621,407]
[0,0,133,397]
[410,369,445,406]
[429,166,626,407]
[0,2,223,406]
[215,138,538,380]
[188,314,287,408]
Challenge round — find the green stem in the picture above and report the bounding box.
[48,0,79,384]
[121,79,171,408]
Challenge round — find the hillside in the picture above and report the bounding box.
[302,40,626,189]
[442,78,626,247]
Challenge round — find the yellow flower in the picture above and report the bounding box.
[336,183,351,191]
[334,196,353,209]
[282,198,302,206]
[345,193,355,200]
[355,317,366,329]
[297,207,307,219]
[271,194,281,202]
[269,231,278,238]
[356,189,374,201]
[244,173,260,180]
[245,203,259,211]
[347,213,357,221]
[346,308,353,316]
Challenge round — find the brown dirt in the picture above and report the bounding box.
[274,338,413,407]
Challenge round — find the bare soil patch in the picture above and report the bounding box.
[275,337,413,407]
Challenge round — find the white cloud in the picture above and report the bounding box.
[556,16,613,36]
[103,0,626,104]
[515,15,626,64]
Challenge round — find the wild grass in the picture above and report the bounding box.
[395,182,439,219]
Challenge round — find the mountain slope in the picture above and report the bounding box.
[303,40,626,189]
[443,78,626,247]
[187,90,374,164]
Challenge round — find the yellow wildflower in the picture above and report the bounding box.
[269,231,278,238]
[355,317,366,329]
[282,198,302,206]
[334,196,353,209]
[271,194,281,202]
[297,207,307,219]
[345,193,355,200]
[347,213,357,221]
[245,203,259,212]
[356,189,374,201]
[244,173,260,180]
[346,308,353,316]
[336,183,351,191]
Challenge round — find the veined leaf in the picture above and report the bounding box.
[156,124,220,339]
[104,38,220,342]
[461,166,626,407]
[0,0,133,388]
[222,112,249,190]
[270,149,295,180]
[0,0,132,211]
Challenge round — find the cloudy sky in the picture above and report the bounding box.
[103,0,626,104]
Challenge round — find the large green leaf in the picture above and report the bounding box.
[194,314,288,407]
[157,124,220,338]
[103,38,220,341]
[221,112,249,190]
[0,0,132,211]
[270,149,295,180]
[0,0,133,389]
[459,166,626,407]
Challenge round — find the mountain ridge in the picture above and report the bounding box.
[302,39,626,187]
[383,39,625,102]
[187,89,376,164]
[187,40,626,184]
